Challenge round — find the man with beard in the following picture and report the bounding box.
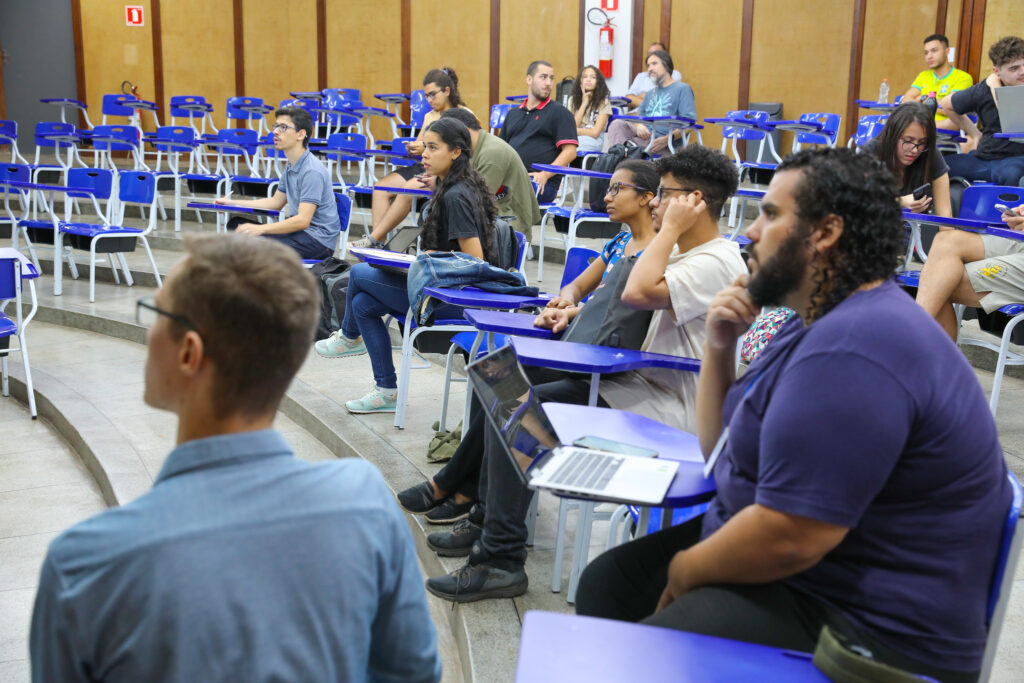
[576,148,1009,683]
[606,50,696,153]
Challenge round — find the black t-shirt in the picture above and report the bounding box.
[951,81,1024,160]
[860,138,948,196]
[499,98,578,177]
[419,182,496,262]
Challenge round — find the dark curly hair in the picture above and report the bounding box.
[872,101,937,193]
[654,145,738,219]
[775,147,904,322]
[423,67,463,108]
[419,118,497,263]
[989,36,1024,68]
[616,159,659,194]
[570,65,611,124]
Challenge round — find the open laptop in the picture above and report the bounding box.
[994,85,1024,134]
[466,345,678,505]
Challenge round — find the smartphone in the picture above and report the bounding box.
[912,183,931,200]
[573,436,658,459]
[995,204,1017,216]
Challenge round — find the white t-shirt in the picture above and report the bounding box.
[598,237,747,433]
[627,70,685,97]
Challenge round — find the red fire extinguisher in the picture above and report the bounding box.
[599,20,614,78]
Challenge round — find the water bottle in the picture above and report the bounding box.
[923,91,938,116]
[879,79,890,104]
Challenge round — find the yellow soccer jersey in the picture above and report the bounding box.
[909,67,974,121]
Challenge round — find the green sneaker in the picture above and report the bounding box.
[345,387,398,414]
[315,331,367,359]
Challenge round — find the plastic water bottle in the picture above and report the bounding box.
[923,91,938,116]
[879,79,890,104]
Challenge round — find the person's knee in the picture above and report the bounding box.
[927,229,974,261]
[575,555,613,616]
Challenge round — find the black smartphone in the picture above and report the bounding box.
[912,183,931,200]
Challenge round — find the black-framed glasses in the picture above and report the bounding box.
[606,181,648,197]
[136,296,197,331]
[899,137,928,154]
[424,89,443,100]
[271,123,297,133]
[655,186,695,201]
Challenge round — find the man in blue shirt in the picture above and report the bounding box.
[30,234,441,682]
[607,50,696,153]
[576,148,1010,683]
[216,106,340,259]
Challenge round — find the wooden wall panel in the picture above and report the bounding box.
[325,0,401,139]
[749,0,853,152]
[643,0,661,50]
[669,0,743,151]
[860,0,936,103]
[945,0,962,50]
[242,0,318,108]
[80,0,156,130]
[160,0,235,128]
[410,1,491,121]
[498,1,580,102]
[982,0,1018,76]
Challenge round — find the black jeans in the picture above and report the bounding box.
[226,217,332,260]
[475,371,608,567]
[576,516,978,683]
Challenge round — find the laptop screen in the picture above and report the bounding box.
[466,345,560,479]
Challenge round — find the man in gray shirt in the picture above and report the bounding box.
[217,106,340,259]
[607,50,696,153]
[30,234,441,682]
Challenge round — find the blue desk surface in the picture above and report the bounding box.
[532,163,611,179]
[375,93,410,102]
[463,309,560,340]
[374,185,432,197]
[423,286,550,309]
[505,95,527,102]
[1,180,77,194]
[40,98,88,109]
[289,91,324,100]
[515,611,828,683]
[995,132,1024,141]
[0,247,41,280]
[764,119,824,132]
[349,247,416,270]
[902,210,1024,242]
[185,202,281,217]
[511,336,701,374]
[855,100,899,111]
[735,188,766,200]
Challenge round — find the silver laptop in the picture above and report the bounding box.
[994,85,1024,134]
[466,345,678,505]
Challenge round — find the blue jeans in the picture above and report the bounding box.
[227,218,333,260]
[340,263,461,390]
[945,152,1024,187]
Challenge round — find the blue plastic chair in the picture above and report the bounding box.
[0,247,40,417]
[323,133,370,187]
[793,112,841,150]
[57,169,162,302]
[101,94,137,124]
[490,104,514,134]
[90,124,146,170]
[169,95,217,136]
[848,114,888,148]
[30,121,81,181]
[226,96,273,135]
[0,120,29,165]
[397,90,430,136]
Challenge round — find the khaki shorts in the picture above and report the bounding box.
[965,234,1024,312]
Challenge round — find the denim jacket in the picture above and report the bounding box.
[407,252,539,324]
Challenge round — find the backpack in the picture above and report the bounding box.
[562,255,653,349]
[588,141,647,212]
[556,76,575,109]
[491,218,519,271]
[311,257,352,341]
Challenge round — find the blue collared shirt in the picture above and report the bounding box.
[30,429,441,683]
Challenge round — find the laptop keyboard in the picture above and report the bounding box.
[548,448,624,491]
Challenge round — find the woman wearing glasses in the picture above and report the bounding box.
[860,101,952,218]
[359,67,478,248]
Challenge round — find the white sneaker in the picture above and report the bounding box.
[314,331,367,358]
[350,236,383,249]
[345,386,398,413]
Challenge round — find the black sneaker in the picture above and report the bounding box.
[425,560,528,603]
[426,519,481,557]
[396,481,443,515]
[425,497,475,524]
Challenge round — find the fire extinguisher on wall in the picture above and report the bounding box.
[588,4,617,79]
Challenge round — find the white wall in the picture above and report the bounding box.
[580,0,634,96]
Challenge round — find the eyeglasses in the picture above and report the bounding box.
[899,137,928,154]
[424,89,443,101]
[606,181,648,197]
[655,186,695,201]
[136,296,197,330]
[271,123,297,133]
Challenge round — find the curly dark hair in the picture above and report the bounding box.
[872,101,937,193]
[616,159,659,194]
[654,145,738,219]
[989,36,1024,68]
[570,65,611,124]
[419,118,497,263]
[423,67,463,108]
[775,147,905,322]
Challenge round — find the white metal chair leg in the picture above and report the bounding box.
[567,502,595,604]
[552,498,573,593]
[606,504,631,549]
[393,310,416,429]
[118,253,134,286]
[1,356,7,397]
[438,343,457,431]
[990,315,1024,416]
[18,331,36,418]
[140,237,162,287]
[526,491,539,546]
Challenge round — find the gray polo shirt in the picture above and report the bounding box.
[278,149,340,250]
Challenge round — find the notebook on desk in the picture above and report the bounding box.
[994,85,1024,134]
[466,345,678,505]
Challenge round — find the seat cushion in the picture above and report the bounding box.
[18,220,53,229]
[0,313,17,338]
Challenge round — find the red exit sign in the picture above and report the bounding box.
[125,6,145,26]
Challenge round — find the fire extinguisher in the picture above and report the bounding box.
[588,6,616,78]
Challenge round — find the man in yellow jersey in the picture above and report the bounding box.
[903,33,973,130]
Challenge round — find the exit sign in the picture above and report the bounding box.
[125,6,144,26]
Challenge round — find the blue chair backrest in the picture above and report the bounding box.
[227,96,265,121]
[796,112,841,146]
[326,132,368,152]
[66,168,114,200]
[490,104,513,131]
[960,186,1024,222]
[333,88,361,102]
[34,122,76,149]
[0,120,16,142]
[0,254,18,301]
[117,170,156,205]
[102,94,137,117]
[1,163,31,184]
[988,472,1023,625]
[92,125,139,151]
[722,110,769,141]
[408,90,430,128]
[281,97,318,111]
[335,192,352,233]
[259,133,287,159]
[561,247,601,291]
[514,230,528,271]
[169,95,209,119]
[217,128,258,154]
[852,114,888,146]
[154,126,195,152]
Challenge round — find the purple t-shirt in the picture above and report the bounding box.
[702,280,1009,672]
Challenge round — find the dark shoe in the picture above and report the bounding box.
[426,519,481,557]
[396,481,443,514]
[425,560,528,603]
[425,497,475,524]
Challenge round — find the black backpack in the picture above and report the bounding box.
[562,255,652,350]
[311,257,352,341]
[556,76,575,109]
[588,141,647,212]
